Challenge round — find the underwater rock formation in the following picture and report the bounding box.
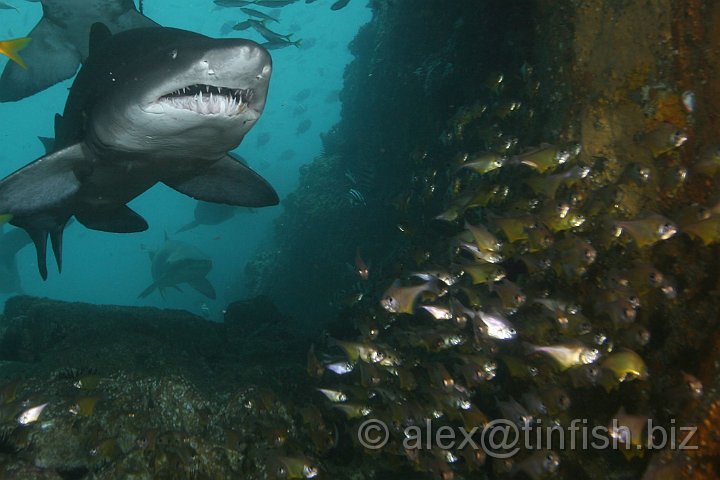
[248,0,720,478]
[0,295,309,392]
[0,296,327,478]
[246,0,537,329]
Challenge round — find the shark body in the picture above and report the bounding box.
[0,24,277,278]
[140,239,216,299]
[0,0,159,102]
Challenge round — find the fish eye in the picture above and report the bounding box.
[169,49,178,59]
[671,130,688,146]
[544,453,560,470]
[659,223,675,237]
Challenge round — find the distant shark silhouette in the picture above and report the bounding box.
[177,201,251,233]
[0,24,277,279]
[0,225,32,293]
[0,0,157,102]
[140,237,216,300]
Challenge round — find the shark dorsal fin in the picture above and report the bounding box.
[89,23,113,58]
[53,114,64,139]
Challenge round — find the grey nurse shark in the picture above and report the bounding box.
[0,0,158,102]
[0,23,278,279]
[0,225,33,293]
[140,238,216,300]
[176,200,253,233]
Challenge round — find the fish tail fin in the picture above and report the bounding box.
[138,282,158,299]
[522,342,538,355]
[293,39,303,48]
[0,37,31,69]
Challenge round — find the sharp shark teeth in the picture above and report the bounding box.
[158,84,251,116]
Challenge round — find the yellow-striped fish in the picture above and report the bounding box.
[0,37,31,69]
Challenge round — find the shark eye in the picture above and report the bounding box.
[169,49,178,59]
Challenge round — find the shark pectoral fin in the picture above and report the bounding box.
[75,205,149,233]
[163,155,279,207]
[0,143,88,218]
[188,278,216,300]
[115,7,160,30]
[138,282,158,299]
[0,18,82,102]
[176,220,200,233]
[0,144,88,279]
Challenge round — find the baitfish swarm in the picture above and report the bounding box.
[305,65,710,478]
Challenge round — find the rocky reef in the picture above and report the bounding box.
[246,0,537,328]
[247,0,720,478]
[0,296,320,478]
[0,295,309,394]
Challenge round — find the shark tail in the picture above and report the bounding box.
[0,37,31,69]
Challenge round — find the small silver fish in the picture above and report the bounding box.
[474,310,517,340]
[325,361,354,375]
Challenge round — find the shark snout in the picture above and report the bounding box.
[200,41,272,111]
[204,42,271,81]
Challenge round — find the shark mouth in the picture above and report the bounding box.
[158,84,255,115]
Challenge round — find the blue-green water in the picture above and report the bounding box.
[0,0,370,317]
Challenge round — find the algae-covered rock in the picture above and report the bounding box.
[0,296,320,478]
[0,295,309,393]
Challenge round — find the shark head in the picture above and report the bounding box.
[87,28,272,160]
[0,26,279,280]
